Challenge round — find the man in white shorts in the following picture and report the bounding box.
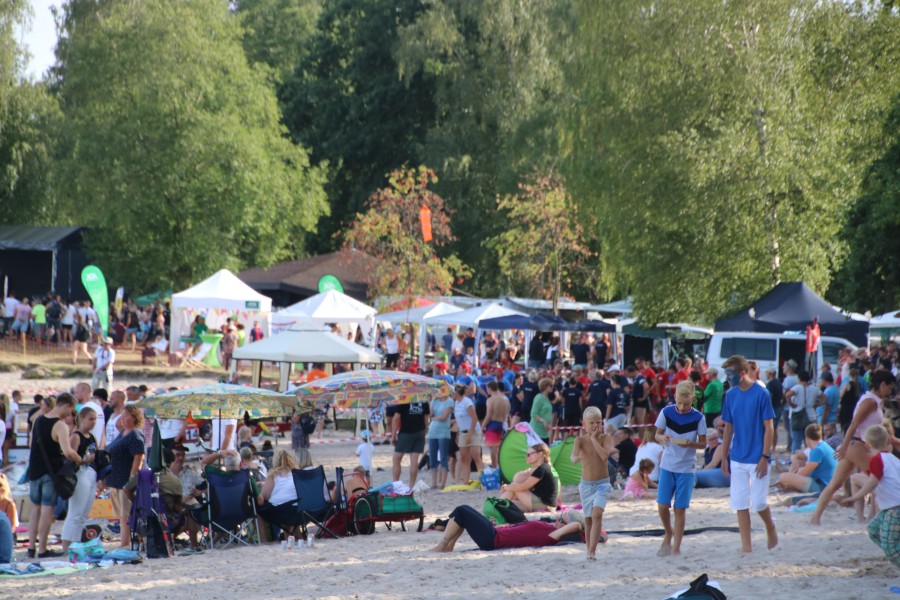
[720,354,778,553]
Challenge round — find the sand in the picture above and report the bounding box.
[1,370,897,599]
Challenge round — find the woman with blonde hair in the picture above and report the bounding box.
[294,447,314,470]
[257,448,300,538]
[499,443,558,512]
[106,404,145,547]
[61,406,98,552]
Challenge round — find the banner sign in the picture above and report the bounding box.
[81,265,110,337]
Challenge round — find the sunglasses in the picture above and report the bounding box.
[526,451,537,457]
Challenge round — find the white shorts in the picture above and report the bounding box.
[729,461,769,512]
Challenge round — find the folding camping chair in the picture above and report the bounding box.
[129,469,174,558]
[180,342,212,369]
[203,469,260,549]
[292,466,338,539]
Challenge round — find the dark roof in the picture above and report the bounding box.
[715,281,868,346]
[238,249,380,301]
[0,226,85,251]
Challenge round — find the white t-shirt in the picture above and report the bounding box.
[385,336,399,354]
[869,452,900,510]
[62,304,76,325]
[3,297,18,319]
[209,418,238,452]
[94,347,115,372]
[0,421,6,463]
[5,400,16,428]
[789,383,817,420]
[356,441,374,471]
[106,412,123,447]
[81,400,106,444]
[268,473,298,506]
[630,441,664,482]
[453,397,480,433]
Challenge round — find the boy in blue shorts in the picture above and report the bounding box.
[654,380,707,556]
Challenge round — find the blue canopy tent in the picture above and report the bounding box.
[714,282,868,347]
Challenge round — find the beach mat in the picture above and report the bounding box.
[605,526,740,538]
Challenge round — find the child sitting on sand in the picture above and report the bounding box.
[840,424,900,569]
[622,459,657,500]
[571,406,612,560]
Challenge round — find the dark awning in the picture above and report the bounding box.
[0,226,84,251]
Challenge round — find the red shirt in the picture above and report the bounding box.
[493,520,558,549]
[307,369,328,382]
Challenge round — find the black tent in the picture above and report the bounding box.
[715,282,868,346]
[0,226,90,301]
[479,314,615,333]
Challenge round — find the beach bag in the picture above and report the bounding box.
[663,573,726,599]
[92,449,113,481]
[67,537,104,562]
[479,468,501,491]
[143,512,173,559]
[482,497,526,525]
[789,387,812,431]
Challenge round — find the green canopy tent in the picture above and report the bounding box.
[135,290,172,306]
[549,436,582,486]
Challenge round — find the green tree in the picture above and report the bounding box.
[487,170,593,314]
[344,165,469,303]
[55,0,328,293]
[233,0,323,83]
[833,99,900,314]
[281,0,435,253]
[394,0,576,296]
[566,1,899,324]
[0,1,61,225]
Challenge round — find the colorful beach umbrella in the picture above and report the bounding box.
[294,369,452,409]
[134,383,299,419]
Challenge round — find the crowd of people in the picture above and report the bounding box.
[0,319,898,569]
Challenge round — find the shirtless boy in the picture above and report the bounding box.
[571,406,612,560]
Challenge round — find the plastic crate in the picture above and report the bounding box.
[371,492,422,516]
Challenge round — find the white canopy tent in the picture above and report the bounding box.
[170,269,272,350]
[232,328,382,391]
[271,290,377,346]
[377,301,465,366]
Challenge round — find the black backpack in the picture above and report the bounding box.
[300,413,317,435]
[664,574,727,599]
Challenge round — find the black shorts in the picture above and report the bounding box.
[449,431,460,456]
[385,353,400,368]
[564,413,582,428]
[395,431,425,454]
[633,399,650,410]
[475,402,487,422]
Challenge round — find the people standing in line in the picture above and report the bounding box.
[720,354,778,553]
[60,406,98,553]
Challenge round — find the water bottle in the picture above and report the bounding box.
[307,533,315,548]
[86,443,96,457]
[287,535,296,550]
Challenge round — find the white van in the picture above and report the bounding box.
[706,332,856,379]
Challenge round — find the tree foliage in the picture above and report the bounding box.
[281,0,435,252]
[394,0,575,296]
[233,0,323,83]
[344,166,469,302]
[54,0,328,293]
[565,0,900,324]
[487,170,593,314]
[0,0,60,225]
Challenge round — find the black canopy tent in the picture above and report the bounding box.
[714,282,868,347]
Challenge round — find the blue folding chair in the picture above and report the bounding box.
[204,469,259,549]
[292,466,338,539]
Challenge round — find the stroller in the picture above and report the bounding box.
[129,468,174,558]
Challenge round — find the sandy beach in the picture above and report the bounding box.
[1,370,897,599]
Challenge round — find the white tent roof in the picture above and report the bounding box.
[274,290,376,322]
[376,301,464,324]
[871,310,900,329]
[172,269,272,311]
[424,303,526,328]
[232,328,381,363]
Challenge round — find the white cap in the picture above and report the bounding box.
[607,363,621,372]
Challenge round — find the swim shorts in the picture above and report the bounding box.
[579,477,611,514]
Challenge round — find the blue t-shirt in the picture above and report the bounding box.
[455,375,474,388]
[607,388,630,417]
[434,374,455,387]
[427,398,454,439]
[588,379,610,411]
[808,441,838,485]
[721,384,775,464]
[816,385,840,425]
[655,405,707,473]
[475,375,494,405]
[106,429,146,489]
